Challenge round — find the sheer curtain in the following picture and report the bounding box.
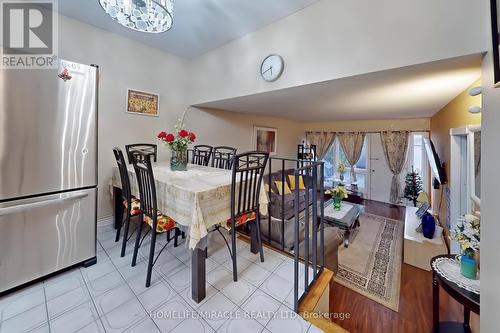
[306,132,336,160]
[337,132,366,183]
[380,131,410,203]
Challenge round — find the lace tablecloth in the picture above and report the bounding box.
[432,256,480,294]
[112,163,268,249]
[324,202,354,220]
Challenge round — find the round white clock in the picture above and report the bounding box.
[260,54,284,82]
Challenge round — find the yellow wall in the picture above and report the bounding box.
[430,79,481,242]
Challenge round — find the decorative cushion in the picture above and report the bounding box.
[264,184,273,194]
[227,211,257,227]
[123,198,141,216]
[288,175,306,190]
[144,214,176,233]
[274,181,292,195]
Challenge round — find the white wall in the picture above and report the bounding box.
[188,0,489,105]
[480,51,500,332]
[57,15,191,218]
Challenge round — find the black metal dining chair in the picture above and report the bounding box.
[191,145,213,166]
[112,148,141,257]
[225,151,269,281]
[125,143,157,164]
[130,152,182,287]
[212,146,237,170]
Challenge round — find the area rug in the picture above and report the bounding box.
[335,213,404,312]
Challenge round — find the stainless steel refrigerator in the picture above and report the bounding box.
[0,60,98,294]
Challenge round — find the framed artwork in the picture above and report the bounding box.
[126,89,159,116]
[253,126,278,155]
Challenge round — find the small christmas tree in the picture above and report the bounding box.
[404,166,424,207]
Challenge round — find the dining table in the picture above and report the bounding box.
[111,162,268,303]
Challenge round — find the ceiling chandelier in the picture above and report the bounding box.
[99,0,173,33]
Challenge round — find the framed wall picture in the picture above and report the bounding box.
[126,89,159,116]
[253,126,278,155]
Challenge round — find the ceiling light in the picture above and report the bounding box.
[468,106,481,114]
[468,86,482,96]
[99,0,173,33]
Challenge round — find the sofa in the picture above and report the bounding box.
[265,168,312,220]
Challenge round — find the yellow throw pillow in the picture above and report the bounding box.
[288,175,306,190]
[274,180,292,195]
[264,184,272,194]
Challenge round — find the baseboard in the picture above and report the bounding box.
[98,216,114,226]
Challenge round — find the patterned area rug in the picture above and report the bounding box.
[335,213,404,312]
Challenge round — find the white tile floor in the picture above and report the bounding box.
[0,221,321,333]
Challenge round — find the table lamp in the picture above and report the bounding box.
[417,192,430,205]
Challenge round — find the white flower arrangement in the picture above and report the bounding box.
[336,162,346,174]
[325,185,348,199]
[450,214,480,256]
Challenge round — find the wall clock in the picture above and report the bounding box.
[260,54,284,82]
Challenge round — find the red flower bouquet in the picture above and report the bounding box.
[158,120,196,171]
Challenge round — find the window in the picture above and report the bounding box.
[322,137,369,191]
[407,132,429,195]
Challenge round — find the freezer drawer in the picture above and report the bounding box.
[0,188,96,293]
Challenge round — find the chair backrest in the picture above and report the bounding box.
[230,151,269,221]
[125,143,157,164]
[131,152,157,220]
[212,146,237,170]
[192,145,213,166]
[113,148,133,204]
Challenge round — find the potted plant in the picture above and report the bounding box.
[158,120,196,171]
[325,185,348,211]
[450,214,480,279]
[403,166,423,207]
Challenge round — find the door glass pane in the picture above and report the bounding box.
[413,146,422,173]
[356,139,368,169]
[414,134,422,146]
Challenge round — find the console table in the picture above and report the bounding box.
[404,206,447,270]
[431,255,480,333]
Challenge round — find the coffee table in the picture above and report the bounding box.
[323,200,363,247]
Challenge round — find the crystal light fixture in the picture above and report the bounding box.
[99,0,173,33]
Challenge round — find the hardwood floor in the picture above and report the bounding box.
[329,199,463,333]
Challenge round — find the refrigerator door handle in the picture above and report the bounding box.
[0,192,89,217]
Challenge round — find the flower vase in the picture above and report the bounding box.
[170,148,188,171]
[460,250,478,279]
[421,212,436,239]
[339,173,344,183]
[333,197,342,211]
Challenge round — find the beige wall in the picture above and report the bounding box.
[304,118,430,132]
[57,15,191,219]
[430,79,481,239]
[185,108,303,160]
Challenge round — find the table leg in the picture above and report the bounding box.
[249,221,259,254]
[192,242,206,303]
[343,228,350,248]
[113,186,123,230]
[432,271,440,333]
[463,307,471,332]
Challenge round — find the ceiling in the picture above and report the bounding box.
[57,0,319,58]
[195,54,482,121]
